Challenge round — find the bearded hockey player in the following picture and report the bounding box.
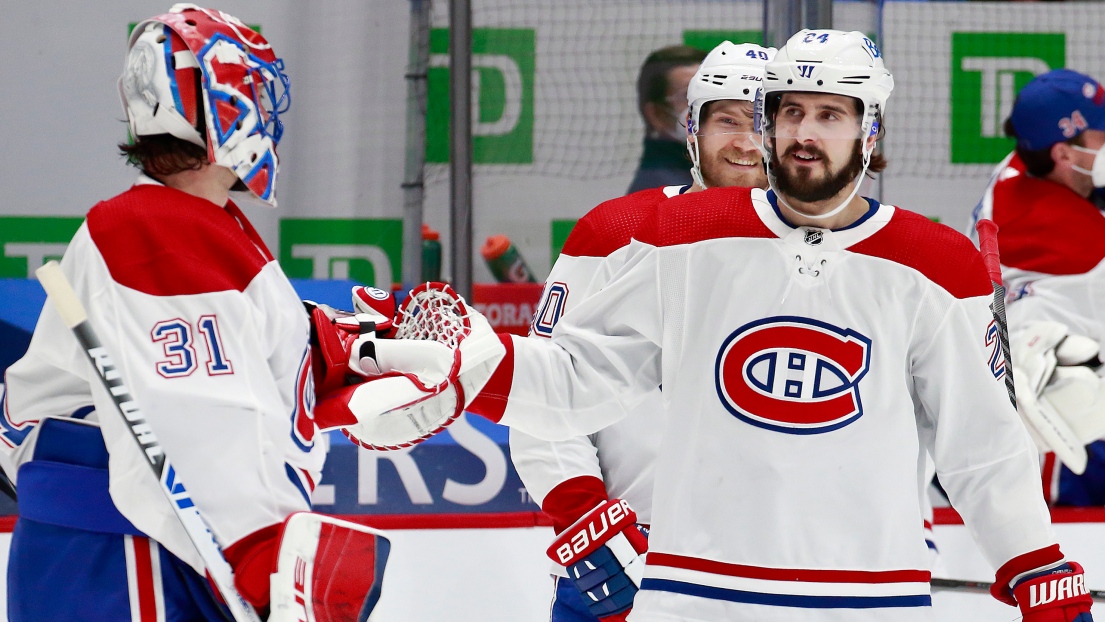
[971,68,1105,507]
[0,6,386,620]
[333,29,1095,622]
[509,41,774,622]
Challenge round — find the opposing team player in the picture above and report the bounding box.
[0,7,386,620]
[511,41,774,622]
[339,30,1095,621]
[971,68,1105,506]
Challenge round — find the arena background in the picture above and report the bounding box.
[2,1,1105,619]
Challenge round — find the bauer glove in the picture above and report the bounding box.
[547,498,648,622]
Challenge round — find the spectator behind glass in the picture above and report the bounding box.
[627,45,707,193]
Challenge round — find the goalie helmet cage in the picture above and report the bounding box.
[403,0,881,289]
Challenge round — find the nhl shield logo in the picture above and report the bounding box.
[803,229,824,246]
[714,316,871,434]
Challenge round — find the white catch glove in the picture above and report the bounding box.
[312,284,505,450]
[1011,320,1105,474]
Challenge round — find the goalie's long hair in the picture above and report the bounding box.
[119,134,208,178]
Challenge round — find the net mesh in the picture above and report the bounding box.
[420,0,880,183]
[425,0,768,182]
[882,2,1105,180]
[395,283,472,348]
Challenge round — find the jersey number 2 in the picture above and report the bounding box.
[152,315,234,378]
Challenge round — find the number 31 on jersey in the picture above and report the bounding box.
[151,314,234,378]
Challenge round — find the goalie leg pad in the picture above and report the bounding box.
[269,512,391,622]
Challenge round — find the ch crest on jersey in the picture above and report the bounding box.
[714,316,872,434]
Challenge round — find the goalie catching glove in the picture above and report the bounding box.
[547,499,648,622]
[1011,320,1105,474]
[313,283,506,450]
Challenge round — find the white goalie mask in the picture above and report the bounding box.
[685,42,775,189]
[120,4,290,207]
[754,30,894,220]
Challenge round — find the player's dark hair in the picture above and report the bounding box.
[1004,117,1086,178]
[119,134,209,178]
[637,45,707,122]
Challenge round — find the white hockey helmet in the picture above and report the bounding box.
[685,42,775,189]
[755,29,893,219]
[757,29,893,161]
[120,4,290,207]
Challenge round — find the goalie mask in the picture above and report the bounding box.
[120,3,290,206]
[685,42,775,189]
[754,30,894,219]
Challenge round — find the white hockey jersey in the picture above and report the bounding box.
[972,151,1105,502]
[972,152,1105,341]
[471,186,1058,621]
[511,184,684,531]
[1,179,325,573]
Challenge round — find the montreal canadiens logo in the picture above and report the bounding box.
[714,317,872,434]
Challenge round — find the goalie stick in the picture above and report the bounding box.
[35,261,260,622]
[976,219,1017,409]
[931,577,1105,602]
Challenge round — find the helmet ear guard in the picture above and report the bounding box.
[120,5,289,207]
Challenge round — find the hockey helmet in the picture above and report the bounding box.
[756,29,893,165]
[120,4,289,206]
[685,41,775,188]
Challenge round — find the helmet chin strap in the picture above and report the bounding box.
[687,135,708,189]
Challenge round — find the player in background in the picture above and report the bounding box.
[511,41,774,622]
[337,29,1093,621]
[627,45,707,193]
[0,7,386,620]
[970,68,1105,506]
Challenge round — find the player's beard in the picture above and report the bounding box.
[770,139,864,203]
[701,143,767,189]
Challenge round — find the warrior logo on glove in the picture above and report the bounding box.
[715,316,872,434]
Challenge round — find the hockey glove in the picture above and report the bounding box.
[351,285,397,338]
[305,286,397,398]
[314,283,506,450]
[1012,321,1105,474]
[547,499,648,622]
[993,546,1093,621]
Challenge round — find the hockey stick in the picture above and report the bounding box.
[931,577,1105,602]
[35,261,260,622]
[976,219,1017,408]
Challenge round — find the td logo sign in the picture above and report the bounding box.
[426,28,535,164]
[279,219,402,288]
[951,32,1065,164]
[0,217,84,278]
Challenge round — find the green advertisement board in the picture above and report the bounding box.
[427,28,536,164]
[0,217,84,278]
[279,219,403,287]
[950,32,1065,164]
[683,30,763,52]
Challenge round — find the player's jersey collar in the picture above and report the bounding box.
[752,188,895,247]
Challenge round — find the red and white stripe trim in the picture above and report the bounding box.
[124,535,166,622]
[645,552,931,599]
